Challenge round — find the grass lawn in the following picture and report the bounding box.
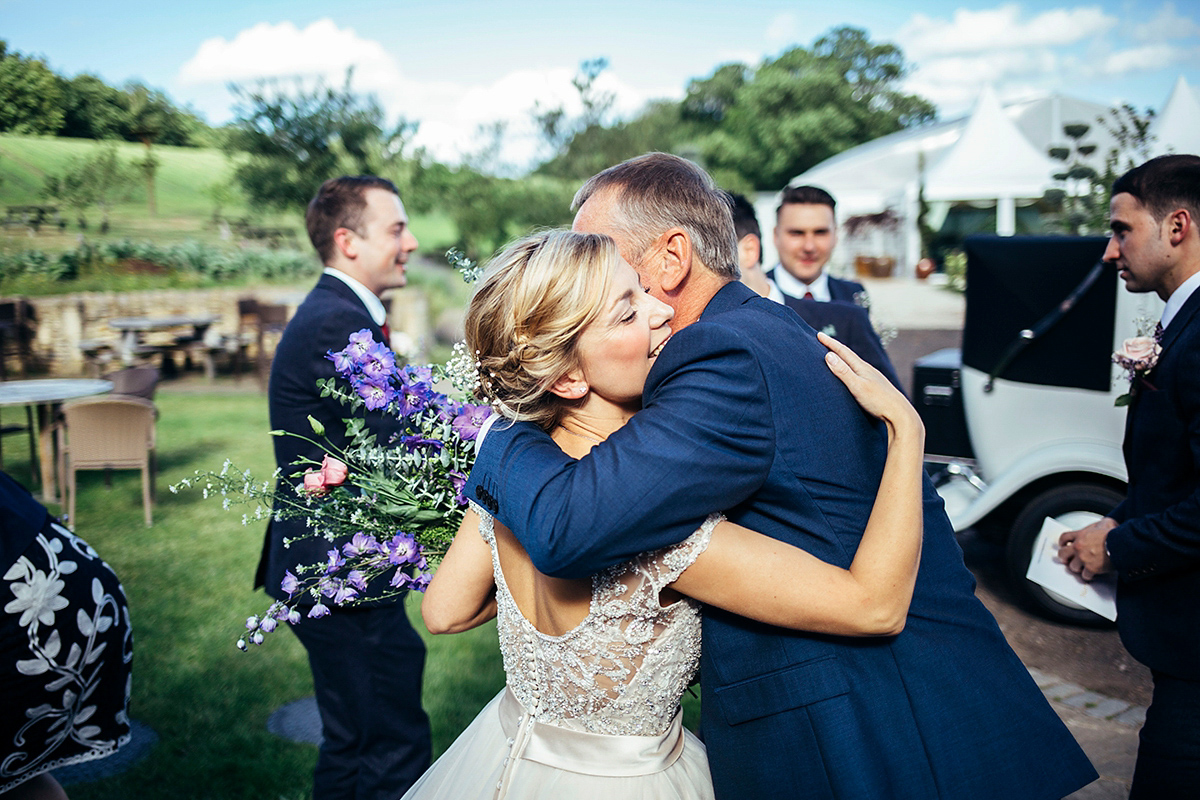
[2,384,700,799]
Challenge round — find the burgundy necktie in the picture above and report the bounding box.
[804,291,814,300]
[381,321,391,342]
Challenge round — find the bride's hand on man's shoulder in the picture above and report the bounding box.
[816,331,921,432]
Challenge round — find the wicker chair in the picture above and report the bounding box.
[59,395,157,527]
[103,366,160,400]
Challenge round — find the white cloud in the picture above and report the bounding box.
[1133,2,1200,42]
[765,12,797,48]
[897,4,1116,59]
[176,18,655,169]
[1101,44,1185,75]
[178,19,400,88]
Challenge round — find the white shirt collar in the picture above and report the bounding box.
[1162,270,1200,332]
[766,278,786,305]
[323,268,387,326]
[772,264,830,302]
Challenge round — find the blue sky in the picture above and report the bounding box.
[4,1,1198,167]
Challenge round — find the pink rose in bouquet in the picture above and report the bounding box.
[302,455,349,495]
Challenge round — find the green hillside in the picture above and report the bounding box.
[0,134,242,216]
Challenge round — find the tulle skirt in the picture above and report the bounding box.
[401,688,714,800]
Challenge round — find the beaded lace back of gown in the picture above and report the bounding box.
[472,502,717,737]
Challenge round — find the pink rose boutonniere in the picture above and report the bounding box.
[1112,332,1161,407]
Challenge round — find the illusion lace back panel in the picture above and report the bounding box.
[472,502,718,737]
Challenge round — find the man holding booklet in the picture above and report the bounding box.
[1058,154,1200,800]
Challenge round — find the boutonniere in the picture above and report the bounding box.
[1113,321,1162,407]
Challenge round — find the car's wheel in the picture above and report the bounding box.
[1005,482,1125,627]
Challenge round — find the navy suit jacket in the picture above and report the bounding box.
[466,280,1095,799]
[828,274,866,305]
[779,294,903,391]
[255,273,402,604]
[1107,286,1200,680]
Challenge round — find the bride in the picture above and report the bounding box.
[404,230,925,799]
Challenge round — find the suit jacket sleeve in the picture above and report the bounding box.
[465,321,775,579]
[1107,341,1200,579]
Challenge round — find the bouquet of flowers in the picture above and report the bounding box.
[175,254,492,649]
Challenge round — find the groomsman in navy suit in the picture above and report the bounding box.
[1059,154,1200,800]
[768,185,868,308]
[468,153,1095,799]
[257,176,431,799]
[729,190,902,389]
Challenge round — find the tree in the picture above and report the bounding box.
[1042,105,1156,235]
[532,58,616,164]
[43,142,135,231]
[0,42,65,134]
[59,73,130,140]
[225,70,413,211]
[125,83,171,216]
[696,27,936,189]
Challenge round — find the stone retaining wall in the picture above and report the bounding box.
[2,285,430,377]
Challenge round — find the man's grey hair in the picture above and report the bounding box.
[572,153,739,279]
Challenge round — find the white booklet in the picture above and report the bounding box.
[1025,517,1118,621]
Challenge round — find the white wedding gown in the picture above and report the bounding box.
[400,504,718,800]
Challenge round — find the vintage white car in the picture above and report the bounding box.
[915,235,1163,625]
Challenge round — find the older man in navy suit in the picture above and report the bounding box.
[467,153,1095,799]
[256,176,431,800]
[1059,154,1200,800]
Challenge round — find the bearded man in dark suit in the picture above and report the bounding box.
[256,175,431,800]
[1059,154,1200,800]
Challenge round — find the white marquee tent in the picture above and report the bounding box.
[761,78,1200,277]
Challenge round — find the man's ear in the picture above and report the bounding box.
[659,228,693,292]
[1166,208,1193,246]
[737,234,761,270]
[332,227,358,261]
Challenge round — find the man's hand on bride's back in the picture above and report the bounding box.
[817,331,923,436]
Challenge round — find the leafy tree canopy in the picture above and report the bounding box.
[224,70,417,211]
[694,27,936,190]
[0,40,210,145]
[0,41,65,134]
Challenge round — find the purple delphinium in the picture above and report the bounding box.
[354,377,396,411]
[395,380,434,417]
[325,548,346,575]
[347,329,376,357]
[449,470,468,506]
[347,570,369,592]
[386,532,422,566]
[343,532,382,558]
[308,602,331,619]
[331,581,358,605]
[328,347,356,374]
[399,434,443,452]
[452,404,492,441]
[358,342,397,385]
[281,570,299,597]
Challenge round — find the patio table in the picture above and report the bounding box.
[109,315,219,365]
[0,378,112,501]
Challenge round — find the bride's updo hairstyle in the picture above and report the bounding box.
[465,230,619,430]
